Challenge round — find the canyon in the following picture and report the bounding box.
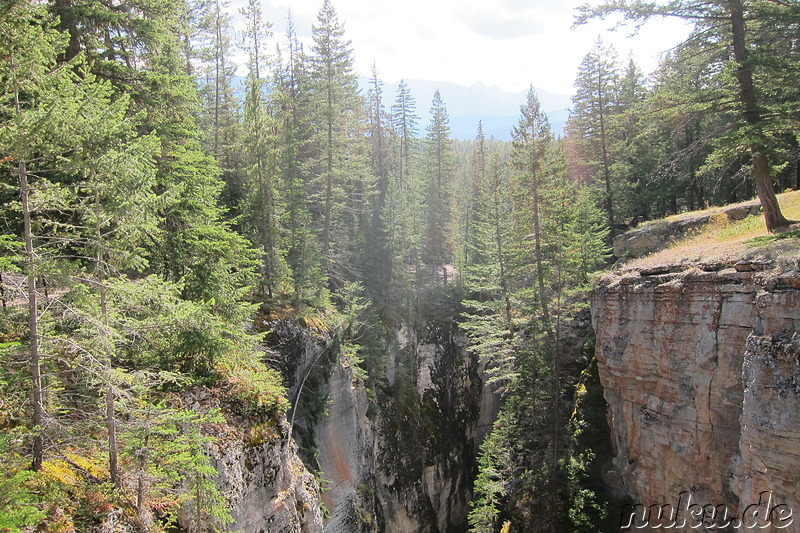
[592,256,800,531]
[208,224,800,532]
[212,291,501,532]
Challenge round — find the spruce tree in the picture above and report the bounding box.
[423,90,456,280]
[576,0,794,230]
[239,0,292,300]
[389,79,422,316]
[309,0,369,283]
[273,14,329,309]
[392,79,420,192]
[568,38,620,234]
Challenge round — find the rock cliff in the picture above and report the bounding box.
[185,389,325,533]
[259,291,495,533]
[592,259,800,530]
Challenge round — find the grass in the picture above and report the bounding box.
[621,190,800,270]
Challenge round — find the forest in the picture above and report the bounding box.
[1,0,798,531]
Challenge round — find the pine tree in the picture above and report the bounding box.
[576,0,793,231]
[239,0,292,300]
[389,79,422,316]
[197,0,242,215]
[272,14,329,309]
[460,121,492,275]
[392,80,419,192]
[511,87,554,322]
[611,58,651,219]
[423,90,456,280]
[365,64,392,308]
[309,0,368,282]
[460,151,516,383]
[568,38,620,234]
[0,1,118,471]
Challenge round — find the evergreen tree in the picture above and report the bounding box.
[423,90,456,279]
[0,2,158,472]
[463,121,489,272]
[273,13,329,309]
[309,0,369,283]
[576,0,794,230]
[511,87,554,321]
[392,79,419,192]
[567,38,620,234]
[239,0,292,300]
[389,79,422,316]
[612,58,651,219]
[197,0,242,215]
[365,64,392,308]
[460,151,516,383]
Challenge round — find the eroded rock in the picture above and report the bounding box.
[592,264,800,531]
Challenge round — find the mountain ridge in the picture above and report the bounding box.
[359,77,571,140]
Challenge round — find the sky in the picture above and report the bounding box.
[230,0,694,97]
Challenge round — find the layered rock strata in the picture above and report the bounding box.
[592,262,800,531]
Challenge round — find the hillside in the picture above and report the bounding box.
[613,190,800,271]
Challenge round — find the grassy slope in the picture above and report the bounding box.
[619,190,800,271]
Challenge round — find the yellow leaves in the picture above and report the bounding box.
[41,460,79,487]
[299,315,329,332]
[64,453,107,481]
[41,451,108,487]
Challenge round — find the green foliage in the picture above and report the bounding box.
[0,433,46,531]
[468,428,508,532]
[423,90,456,267]
[464,87,611,531]
[576,0,797,226]
[217,354,289,415]
[120,402,234,531]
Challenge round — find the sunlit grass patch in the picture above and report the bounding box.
[625,190,800,269]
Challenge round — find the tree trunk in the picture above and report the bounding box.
[598,71,615,237]
[107,385,119,487]
[19,158,44,471]
[728,0,789,231]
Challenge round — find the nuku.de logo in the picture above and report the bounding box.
[620,491,793,530]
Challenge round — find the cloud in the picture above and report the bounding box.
[457,10,545,39]
[499,0,572,15]
[227,0,693,96]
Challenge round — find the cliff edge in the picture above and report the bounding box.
[592,203,800,531]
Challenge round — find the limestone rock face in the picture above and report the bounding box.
[207,418,324,533]
[592,264,800,531]
[731,333,800,527]
[266,310,490,533]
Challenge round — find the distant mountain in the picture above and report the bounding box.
[231,75,570,140]
[360,78,571,140]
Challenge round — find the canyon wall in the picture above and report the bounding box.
[184,388,324,533]
[592,261,800,531]
[259,293,498,533]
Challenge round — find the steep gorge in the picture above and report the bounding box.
[592,258,800,530]
[230,290,500,533]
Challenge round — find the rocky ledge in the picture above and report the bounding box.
[592,259,800,531]
[613,199,763,259]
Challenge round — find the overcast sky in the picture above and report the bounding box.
[230,0,693,96]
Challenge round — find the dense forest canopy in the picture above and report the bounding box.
[0,0,798,531]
